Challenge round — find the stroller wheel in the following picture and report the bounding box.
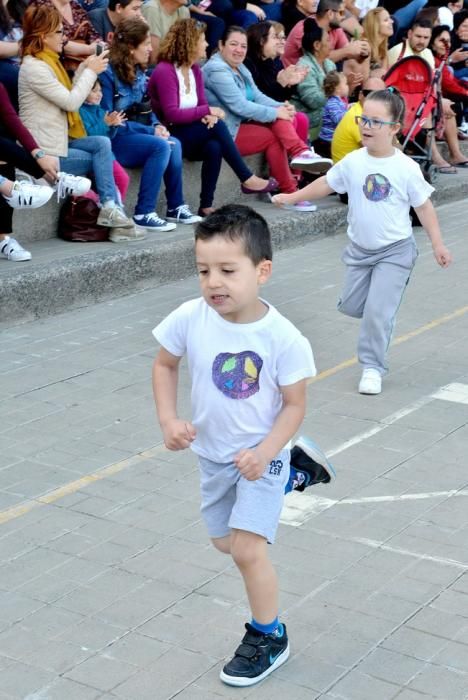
[422,163,438,185]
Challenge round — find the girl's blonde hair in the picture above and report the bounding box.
[362,8,390,67]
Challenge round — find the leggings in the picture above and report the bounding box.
[170,120,252,209]
[0,136,43,234]
[235,118,308,193]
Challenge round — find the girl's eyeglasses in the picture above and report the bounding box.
[355,115,397,129]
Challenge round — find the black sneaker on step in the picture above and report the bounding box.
[291,435,336,491]
[220,623,289,687]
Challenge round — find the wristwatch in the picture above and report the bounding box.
[33,149,46,159]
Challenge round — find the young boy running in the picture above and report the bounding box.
[152,205,318,687]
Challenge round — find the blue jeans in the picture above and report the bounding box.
[259,1,283,21]
[111,131,184,215]
[170,120,252,208]
[61,135,117,204]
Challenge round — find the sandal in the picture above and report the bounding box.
[436,165,458,174]
[453,161,468,168]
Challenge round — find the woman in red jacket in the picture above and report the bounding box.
[148,19,276,217]
[0,82,90,261]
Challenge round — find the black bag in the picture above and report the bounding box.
[113,73,153,126]
[58,196,109,242]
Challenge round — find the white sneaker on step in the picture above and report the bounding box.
[0,237,31,262]
[3,180,53,209]
[283,200,317,212]
[359,368,382,395]
[290,149,333,174]
[55,173,92,200]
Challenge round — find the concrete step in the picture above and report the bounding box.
[2,156,467,327]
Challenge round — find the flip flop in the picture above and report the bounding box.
[436,165,458,174]
[453,161,468,168]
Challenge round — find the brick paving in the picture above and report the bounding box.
[0,199,467,699]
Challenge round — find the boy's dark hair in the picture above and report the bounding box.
[323,70,341,97]
[365,87,406,124]
[195,204,273,264]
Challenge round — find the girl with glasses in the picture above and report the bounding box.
[273,88,452,395]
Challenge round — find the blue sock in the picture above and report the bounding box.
[284,467,297,494]
[251,617,279,635]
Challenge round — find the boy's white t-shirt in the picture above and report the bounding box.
[326,148,434,250]
[153,297,316,464]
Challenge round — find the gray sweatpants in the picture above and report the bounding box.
[338,236,418,374]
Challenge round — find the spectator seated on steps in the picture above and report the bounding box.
[148,19,276,217]
[99,16,202,232]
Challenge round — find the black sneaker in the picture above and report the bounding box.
[290,435,336,491]
[220,623,289,687]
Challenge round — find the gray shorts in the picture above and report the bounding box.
[198,448,290,544]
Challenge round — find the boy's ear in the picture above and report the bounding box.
[257,259,272,284]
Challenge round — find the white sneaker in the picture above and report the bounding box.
[109,225,146,242]
[283,200,317,212]
[0,236,31,262]
[290,149,333,174]
[3,181,53,209]
[55,172,92,200]
[97,205,134,228]
[359,368,382,395]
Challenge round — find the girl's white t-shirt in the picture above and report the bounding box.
[153,298,316,464]
[326,147,434,250]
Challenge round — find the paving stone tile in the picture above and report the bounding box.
[28,677,103,700]
[432,640,468,673]
[357,647,426,686]
[113,648,217,699]
[0,660,56,698]
[407,663,468,698]
[407,607,468,640]
[329,670,402,699]
[64,654,138,692]
[105,632,171,667]
[382,627,449,661]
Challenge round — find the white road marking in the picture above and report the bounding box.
[351,537,468,570]
[432,382,468,405]
[281,383,468,526]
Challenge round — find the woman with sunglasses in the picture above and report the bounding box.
[273,88,452,396]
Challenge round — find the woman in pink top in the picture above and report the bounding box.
[148,19,276,216]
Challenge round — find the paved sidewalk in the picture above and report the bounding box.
[0,200,467,699]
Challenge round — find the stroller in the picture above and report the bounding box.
[384,55,443,184]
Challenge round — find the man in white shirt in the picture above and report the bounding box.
[388,17,435,68]
[388,17,468,172]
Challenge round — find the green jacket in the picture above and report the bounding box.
[291,52,336,132]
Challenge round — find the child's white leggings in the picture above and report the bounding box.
[337,236,418,375]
